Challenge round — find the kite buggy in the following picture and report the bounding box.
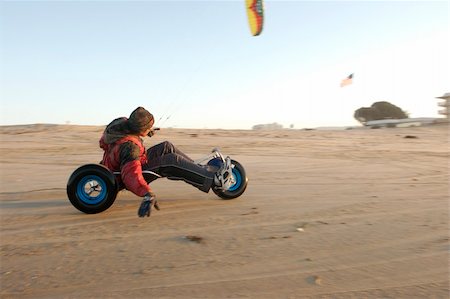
[66,148,248,214]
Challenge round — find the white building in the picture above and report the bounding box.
[365,118,437,128]
[252,122,284,130]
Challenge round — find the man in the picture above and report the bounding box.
[99,107,233,217]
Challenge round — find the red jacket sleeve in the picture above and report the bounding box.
[121,160,152,197]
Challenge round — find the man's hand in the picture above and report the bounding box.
[147,127,160,137]
[138,193,159,217]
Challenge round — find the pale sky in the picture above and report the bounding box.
[1,1,449,129]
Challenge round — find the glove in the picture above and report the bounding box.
[138,193,160,218]
[147,127,160,138]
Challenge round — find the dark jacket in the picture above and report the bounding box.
[99,117,152,197]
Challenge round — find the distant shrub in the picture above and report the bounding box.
[354,101,409,124]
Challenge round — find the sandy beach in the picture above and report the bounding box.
[0,124,449,298]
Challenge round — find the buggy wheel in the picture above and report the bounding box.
[67,164,118,214]
[213,159,248,200]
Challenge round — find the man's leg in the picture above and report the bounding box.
[144,141,214,192]
[146,141,192,161]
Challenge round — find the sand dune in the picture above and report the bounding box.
[1,124,449,298]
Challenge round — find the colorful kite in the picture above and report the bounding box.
[246,0,264,36]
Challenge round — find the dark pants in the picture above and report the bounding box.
[143,141,214,193]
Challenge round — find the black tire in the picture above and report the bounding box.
[213,159,248,200]
[67,164,118,214]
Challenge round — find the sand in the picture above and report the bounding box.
[0,124,449,298]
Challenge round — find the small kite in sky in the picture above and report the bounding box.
[246,0,264,36]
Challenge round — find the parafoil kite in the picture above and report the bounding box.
[246,0,264,36]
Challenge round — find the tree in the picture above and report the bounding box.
[354,101,409,124]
